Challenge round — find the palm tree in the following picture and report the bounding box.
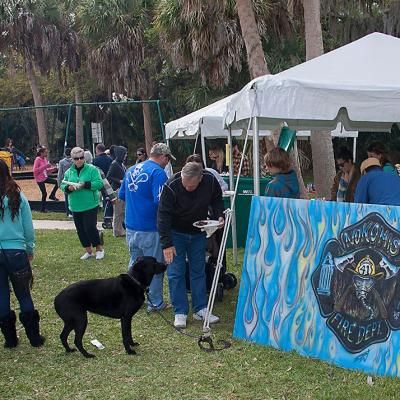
[0,0,65,149]
[155,0,246,88]
[77,0,155,152]
[236,0,269,77]
[303,0,336,199]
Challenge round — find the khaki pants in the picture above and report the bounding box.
[113,199,126,237]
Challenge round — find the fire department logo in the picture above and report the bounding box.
[312,213,400,353]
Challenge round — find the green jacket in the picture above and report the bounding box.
[61,163,103,212]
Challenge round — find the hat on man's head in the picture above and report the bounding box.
[150,143,176,160]
[360,157,381,175]
[71,147,84,159]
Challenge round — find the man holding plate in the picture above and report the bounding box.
[157,162,225,329]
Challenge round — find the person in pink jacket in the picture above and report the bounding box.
[33,147,59,212]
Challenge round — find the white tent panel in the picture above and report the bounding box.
[166,95,237,139]
[224,33,400,132]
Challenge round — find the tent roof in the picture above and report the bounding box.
[165,95,238,139]
[224,33,400,132]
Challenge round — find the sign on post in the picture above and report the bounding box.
[91,123,103,144]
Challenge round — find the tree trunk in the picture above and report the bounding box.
[25,61,48,149]
[236,0,269,78]
[303,0,336,198]
[75,85,84,148]
[142,102,153,155]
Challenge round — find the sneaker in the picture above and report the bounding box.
[193,308,220,324]
[67,214,73,218]
[174,314,187,329]
[80,252,94,260]
[95,250,105,260]
[147,303,172,313]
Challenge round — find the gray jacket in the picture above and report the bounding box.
[57,157,73,186]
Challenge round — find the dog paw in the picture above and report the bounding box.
[130,341,140,347]
[83,353,96,358]
[126,348,137,355]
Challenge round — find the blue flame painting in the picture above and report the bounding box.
[233,196,400,377]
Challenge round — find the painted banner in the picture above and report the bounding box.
[233,196,400,377]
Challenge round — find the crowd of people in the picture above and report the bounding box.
[2,136,400,348]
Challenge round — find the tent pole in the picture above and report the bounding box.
[353,137,357,162]
[193,130,200,155]
[228,128,237,265]
[253,116,260,195]
[64,103,73,155]
[201,132,207,167]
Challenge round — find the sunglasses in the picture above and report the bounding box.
[137,153,143,156]
[73,156,84,161]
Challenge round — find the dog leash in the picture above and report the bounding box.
[145,293,231,353]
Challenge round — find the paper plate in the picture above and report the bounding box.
[193,220,220,229]
[62,180,82,188]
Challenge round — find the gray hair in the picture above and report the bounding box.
[181,162,203,179]
[71,147,84,159]
[84,150,93,164]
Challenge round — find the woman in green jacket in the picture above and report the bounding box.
[61,147,105,260]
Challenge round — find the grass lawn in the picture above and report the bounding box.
[1,230,399,400]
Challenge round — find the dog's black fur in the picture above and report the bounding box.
[54,256,167,358]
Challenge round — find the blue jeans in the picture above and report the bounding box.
[0,249,35,317]
[168,231,207,315]
[126,229,166,309]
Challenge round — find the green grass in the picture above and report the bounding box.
[31,211,70,221]
[1,231,399,399]
[31,211,103,221]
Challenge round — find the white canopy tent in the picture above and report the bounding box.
[224,32,400,194]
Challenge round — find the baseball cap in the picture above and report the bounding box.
[360,157,381,175]
[150,143,176,160]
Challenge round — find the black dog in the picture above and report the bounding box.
[54,256,167,358]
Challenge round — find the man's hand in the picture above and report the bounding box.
[163,246,176,264]
[218,217,225,229]
[68,185,76,191]
[28,254,34,262]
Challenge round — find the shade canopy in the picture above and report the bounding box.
[224,33,400,132]
[165,95,239,139]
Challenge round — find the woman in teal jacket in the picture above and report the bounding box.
[0,159,45,349]
[61,147,105,260]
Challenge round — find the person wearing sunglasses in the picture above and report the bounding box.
[135,147,148,164]
[60,147,105,260]
[330,147,360,202]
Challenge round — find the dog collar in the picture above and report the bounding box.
[127,273,147,292]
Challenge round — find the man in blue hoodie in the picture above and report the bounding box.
[119,143,174,311]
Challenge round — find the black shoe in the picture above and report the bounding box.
[49,196,59,201]
[0,311,18,348]
[19,310,45,347]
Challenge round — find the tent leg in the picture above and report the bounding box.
[253,116,260,196]
[228,129,237,265]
